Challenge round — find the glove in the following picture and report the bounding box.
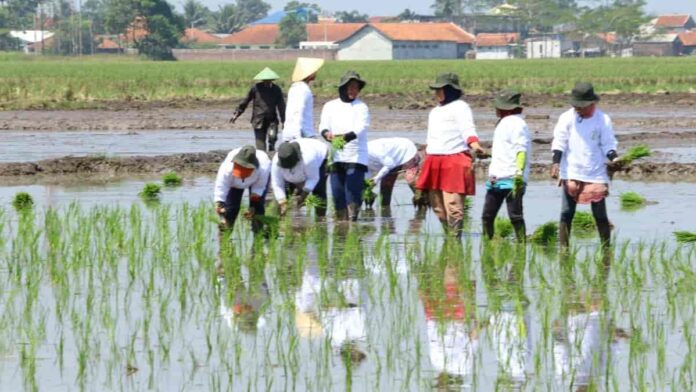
[550,163,560,180]
[230,112,241,123]
[606,159,625,179]
[278,200,288,217]
[215,201,226,215]
[474,148,490,159]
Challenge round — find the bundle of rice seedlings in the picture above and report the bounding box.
[363,180,377,206]
[139,183,161,200]
[674,231,696,243]
[530,221,558,245]
[331,137,347,151]
[162,171,183,186]
[572,211,596,237]
[12,192,33,210]
[620,191,646,209]
[304,194,325,209]
[494,218,514,239]
[619,145,651,164]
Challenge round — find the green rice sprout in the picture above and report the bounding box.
[619,145,651,164]
[530,221,558,245]
[12,192,34,210]
[572,211,596,236]
[621,192,647,209]
[674,231,696,243]
[162,171,183,186]
[331,136,347,151]
[363,180,377,205]
[494,218,514,239]
[304,194,325,209]
[512,176,525,197]
[139,183,162,200]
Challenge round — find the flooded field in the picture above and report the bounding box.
[0,178,694,391]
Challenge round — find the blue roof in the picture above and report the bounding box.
[250,8,314,25]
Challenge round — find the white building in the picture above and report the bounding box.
[475,33,520,60]
[9,30,54,53]
[526,34,575,59]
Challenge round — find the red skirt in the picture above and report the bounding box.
[416,152,475,195]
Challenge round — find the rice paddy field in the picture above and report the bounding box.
[1,54,696,109]
[0,176,694,391]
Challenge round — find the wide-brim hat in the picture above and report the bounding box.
[292,57,325,82]
[494,89,523,110]
[232,145,259,169]
[338,70,366,90]
[253,67,279,81]
[429,72,462,91]
[277,141,302,169]
[295,310,323,338]
[570,82,600,108]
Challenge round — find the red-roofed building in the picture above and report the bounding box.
[219,23,365,48]
[654,15,695,33]
[96,36,124,54]
[337,23,475,60]
[679,30,696,54]
[475,33,519,59]
[182,28,221,45]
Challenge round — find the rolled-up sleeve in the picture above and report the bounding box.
[458,104,478,144]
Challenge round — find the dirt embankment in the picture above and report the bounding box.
[1,149,695,182]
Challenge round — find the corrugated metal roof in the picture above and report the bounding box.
[679,30,696,46]
[655,15,693,28]
[476,33,519,47]
[371,23,475,44]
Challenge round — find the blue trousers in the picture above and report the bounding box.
[330,163,366,215]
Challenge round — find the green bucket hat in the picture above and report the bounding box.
[338,70,366,90]
[233,145,259,169]
[570,82,600,108]
[429,72,462,91]
[494,89,523,110]
[276,141,302,169]
[253,67,280,81]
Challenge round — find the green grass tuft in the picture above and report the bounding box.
[572,211,596,237]
[674,231,696,243]
[620,145,651,163]
[304,194,325,209]
[162,172,183,186]
[621,191,646,209]
[139,183,161,200]
[530,221,558,245]
[494,218,514,239]
[12,192,34,210]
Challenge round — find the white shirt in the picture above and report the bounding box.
[426,100,478,155]
[283,81,315,141]
[488,114,532,182]
[367,137,418,183]
[319,98,370,165]
[271,138,328,201]
[553,311,608,387]
[427,319,478,377]
[213,148,271,203]
[551,108,617,183]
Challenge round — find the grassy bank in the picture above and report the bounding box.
[1,53,695,109]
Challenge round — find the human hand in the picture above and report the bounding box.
[550,163,560,180]
[215,201,226,215]
[278,200,288,217]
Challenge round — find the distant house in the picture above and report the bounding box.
[219,23,365,49]
[9,30,54,53]
[96,37,124,54]
[475,33,519,60]
[633,34,682,56]
[181,28,221,46]
[336,23,475,60]
[573,32,620,57]
[525,34,575,59]
[653,15,696,34]
[679,30,696,55]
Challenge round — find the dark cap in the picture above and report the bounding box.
[570,82,600,108]
[232,145,259,169]
[338,70,367,90]
[494,89,523,110]
[276,142,302,169]
[429,72,462,91]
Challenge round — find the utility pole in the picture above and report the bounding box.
[77,0,83,56]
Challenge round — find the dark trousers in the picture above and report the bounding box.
[254,121,278,152]
[330,163,366,217]
[378,154,421,207]
[560,183,608,226]
[223,187,266,233]
[481,186,526,240]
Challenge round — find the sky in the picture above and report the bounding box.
[192,0,695,17]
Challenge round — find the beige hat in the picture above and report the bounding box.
[292,57,325,82]
[295,310,323,338]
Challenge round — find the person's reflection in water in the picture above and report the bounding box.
[482,242,531,388]
[553,251,615,391]
[417,239,479,390]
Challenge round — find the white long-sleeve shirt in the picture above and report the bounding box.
[271,138,328,201]
[425,100,478,155]
[213,148,271,203]
[282,81,315,141]
[319,98,370,165]
[488,114,532,182]
[551,108,617,183]
[367,137,418,183]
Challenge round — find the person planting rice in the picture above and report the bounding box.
[365,137,423,209]
[481,89,531,242]
[214,145,271,234]
[551,82,622,248]
[230,67,286,152]
[282,58,325,142]
[320,71,370,222]
[271,139,329,218]
[416,72,485,238]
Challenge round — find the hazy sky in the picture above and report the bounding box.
[191,0,695,17]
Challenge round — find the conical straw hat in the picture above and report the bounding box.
[292,57,325,82]
[253,67,279,81]
[295,310,323,338]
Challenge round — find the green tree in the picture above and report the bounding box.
[235,0,270,25]
[5,0,41,29]
[182,0,210,29]
[431,0,461,21]
[397,8,419,21]
[576,0,648,49]
[0,6,20,50]
[276,12,306,48]
[83,0,108,35]
[509,0,578,32]
[210,4,243,33]
[334,10,368,23]
[284,1,320,23]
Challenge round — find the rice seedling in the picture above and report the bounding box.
[162,171,183,186]
[530,221,558,245]
[621,191,647,209]
[362,180,377,206]
[11,192,33,210]
[139,183,161,201]
[673,231,696,243]
[572,211,596,237]
[331,137,347,151]
[303,194,325,209]
[619,145,651,164]
[494,218,514,239]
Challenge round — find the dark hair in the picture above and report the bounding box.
[440,85,462,106]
